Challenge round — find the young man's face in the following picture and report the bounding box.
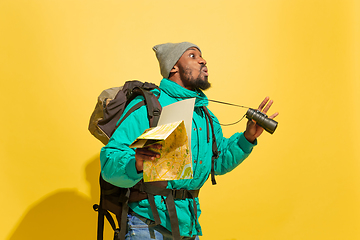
[175,47,211,91]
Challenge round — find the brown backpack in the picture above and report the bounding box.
[89,80,217,240]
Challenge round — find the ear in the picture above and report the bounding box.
[170,64,179,74]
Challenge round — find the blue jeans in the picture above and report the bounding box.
[125,212,199,240]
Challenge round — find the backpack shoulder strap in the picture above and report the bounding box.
[117,86,162,128]
[202,106,220,185]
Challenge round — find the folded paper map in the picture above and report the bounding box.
[129,120,192,182]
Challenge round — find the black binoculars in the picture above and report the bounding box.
[245,108,278,134]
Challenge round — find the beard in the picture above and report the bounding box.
[179,64,211,91]
[192,75,211,90]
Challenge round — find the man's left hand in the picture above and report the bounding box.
[244,97,279,143]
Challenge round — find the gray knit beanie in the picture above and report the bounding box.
[153,42,201,78]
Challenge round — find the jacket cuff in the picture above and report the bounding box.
[238,132,257,153]
[126,158,143,180]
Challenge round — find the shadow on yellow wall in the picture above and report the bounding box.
[8,156,113,240]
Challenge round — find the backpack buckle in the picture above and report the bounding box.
[153,109,161,116]
[173,189,187,199]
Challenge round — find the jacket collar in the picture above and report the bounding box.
[159,78,209,107]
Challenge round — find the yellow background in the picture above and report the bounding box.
[1,0,359,239]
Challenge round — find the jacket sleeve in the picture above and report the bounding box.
[210,111,257,175]
[100,100,149,188]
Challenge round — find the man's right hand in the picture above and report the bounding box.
[135,144,162,172]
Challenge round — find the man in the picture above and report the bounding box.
[100,42,278,240]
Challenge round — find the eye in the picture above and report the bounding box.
[189,53,195,58]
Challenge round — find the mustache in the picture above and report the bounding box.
[200,63,206,70]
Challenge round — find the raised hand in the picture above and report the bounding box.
[244,97,279,143]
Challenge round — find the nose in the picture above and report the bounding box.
[199,56,207,65]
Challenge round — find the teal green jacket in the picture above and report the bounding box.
[100,78,256,237]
